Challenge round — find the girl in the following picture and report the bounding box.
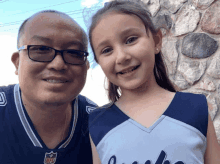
[88,1,220,163]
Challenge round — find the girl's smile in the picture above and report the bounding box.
[116,65,140,78]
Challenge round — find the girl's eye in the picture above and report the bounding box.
[126,37,138,44]
[102,47,112,54]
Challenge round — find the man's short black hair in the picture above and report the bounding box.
[17,10,88,51]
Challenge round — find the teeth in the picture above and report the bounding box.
[120,66,138,74]
[46,80,66,83]
[121,68,133,74]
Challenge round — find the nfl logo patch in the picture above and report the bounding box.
[44,151,57,164]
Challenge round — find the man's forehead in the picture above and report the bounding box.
[27,12,79,28]
[30,35,84,49]
[18,11,87,50]
[22,12,83,41]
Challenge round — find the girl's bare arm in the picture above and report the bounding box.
[89,134,102,164]
[204,113,220,163]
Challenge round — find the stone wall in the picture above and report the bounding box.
[145,0,220,143]
[106,0,220,143]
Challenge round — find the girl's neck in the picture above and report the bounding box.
[115,80,176,119]
[116,76,170,106]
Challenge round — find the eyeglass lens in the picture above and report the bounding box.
[29,45,86,65]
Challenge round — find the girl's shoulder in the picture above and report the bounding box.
[89,102,129,146]
[173,91,208,110]
[165,91,208,137]
[89,102,122,123]
[175,91,207,101]
[167,91,208,116]
[89,102,114,127]
[89,102,113,117]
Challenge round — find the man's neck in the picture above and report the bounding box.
[21,93,73,149]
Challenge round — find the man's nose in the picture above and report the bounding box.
[47,51,68,71]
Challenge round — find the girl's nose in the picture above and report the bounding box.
[115,48,132,65]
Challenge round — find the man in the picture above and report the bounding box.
[0,10,97,164]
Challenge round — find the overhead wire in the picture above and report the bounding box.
[0,6,101,28]
[1,9,101,32]
[1,0,102,32]
[5,0,80,17]
[0,0,9,3]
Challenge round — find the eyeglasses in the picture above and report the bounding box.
[18,45,89,65]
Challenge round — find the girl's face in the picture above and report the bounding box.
[92,12,162,92]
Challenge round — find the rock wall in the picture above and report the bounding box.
[146,0,220,143]
[106,0,220,143]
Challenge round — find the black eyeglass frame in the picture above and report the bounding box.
[18,45,89,65]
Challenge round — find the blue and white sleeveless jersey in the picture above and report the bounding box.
[89,92,208,164]
[0,84,98,164]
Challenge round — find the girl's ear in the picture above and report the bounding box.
[153,29,162,54]
[11,51,19,75]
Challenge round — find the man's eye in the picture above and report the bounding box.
[66,50,79,55]
[39,47,50,51]
[31,46,50,51]
[66,50,83,57]
[126,37,138,44]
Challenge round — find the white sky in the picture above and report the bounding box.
[0,0,110,106]
[81,0,99,7]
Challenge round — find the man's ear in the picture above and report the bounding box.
[11,51,19,75]
[86,60,90,70]
[153,29,163,54]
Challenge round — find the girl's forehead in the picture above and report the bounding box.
[101,11,137,21]
[91,12,151,47]
[93,12,149,37]
[96,12,145,29]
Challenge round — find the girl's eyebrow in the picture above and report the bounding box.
[96,40,110,50]
[119,27,141,36]
[96,27,140,49]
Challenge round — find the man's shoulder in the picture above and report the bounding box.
[0,85,16,132]
[0,84,16,108]
[0,84,15,93]
[77,95,98,114]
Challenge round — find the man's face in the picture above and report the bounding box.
[14,13,88,106]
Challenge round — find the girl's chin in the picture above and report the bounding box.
[119,80,151,92]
